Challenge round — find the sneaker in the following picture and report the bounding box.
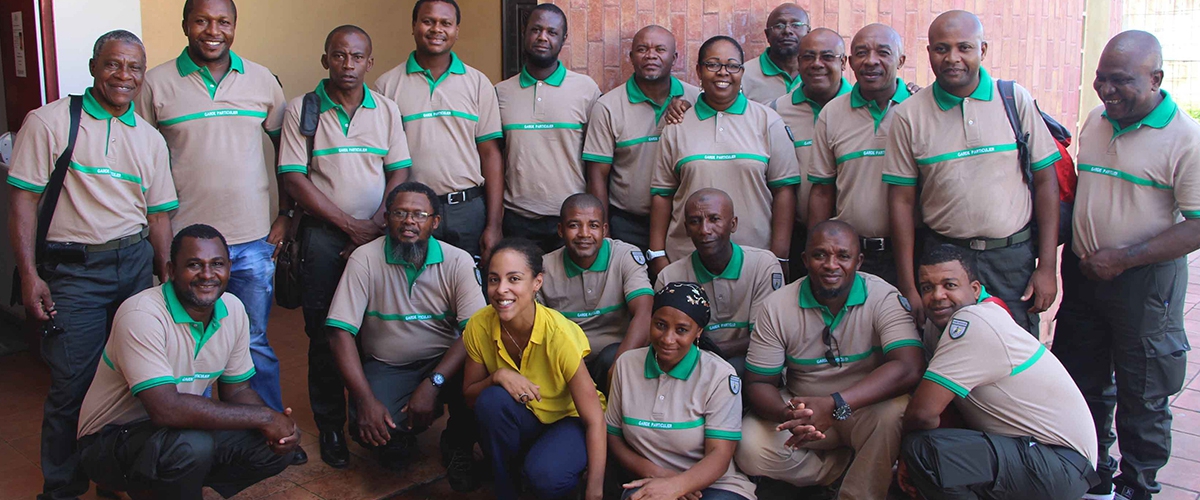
[446,447,480,492]
[1113,476,1151,500]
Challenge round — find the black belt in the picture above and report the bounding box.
[49,227,149,253]
[936,225,1033,251]
[440,186,484,206]
[860,236,890,252]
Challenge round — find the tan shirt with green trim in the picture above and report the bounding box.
[278,81,411,220]
[771,79,850,225]
[651,93,801,261]
[496,63,601,218]
[924,301,1098,467]
[135,49,286,245]
[325,236,485,366]
[78,283,254,438]
[7,91,178,245]
[540,238,654,354]
[882,69,1061,239]
[372,52,502,195]
[742,50,802,105]
[745,273,921,397]
[583,77,701,216]
[809,81,911,237]
[606,346,757,500]
[1072,92,1200,256]
[656,244,783,345]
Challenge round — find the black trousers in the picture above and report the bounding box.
[901,428,1096,500]
[502,211,563,253]
[78,419,291,500]
[608,206,650,252]
[432,195,486,261]
[1052,251,1189,494]
[299,219,352,433]
[347,356,477,452]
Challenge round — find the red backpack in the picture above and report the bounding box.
[998,80,1077,245]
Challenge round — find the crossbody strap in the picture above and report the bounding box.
[35,95,83,261]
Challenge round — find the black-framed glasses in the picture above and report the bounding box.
[387,210,432,223]
[770,21,809,33]
[822,325,842,367]
[702,61,744,74]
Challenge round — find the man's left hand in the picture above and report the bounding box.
[268,214,291,260]
[1080,248,1127,282]
[402,380,439,431]
[268,407,302,455]
[795,396,835,433]
[1022,266,1058,313]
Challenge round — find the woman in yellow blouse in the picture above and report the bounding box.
[462,238,606,500]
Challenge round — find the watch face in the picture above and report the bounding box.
[833,405,852,421]
[431,373,445,386]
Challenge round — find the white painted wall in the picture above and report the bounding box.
[53,0,143,96]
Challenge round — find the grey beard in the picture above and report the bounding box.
[390,236,428,267]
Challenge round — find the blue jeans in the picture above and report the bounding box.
[475,386,587,500]
[223,238,283,411]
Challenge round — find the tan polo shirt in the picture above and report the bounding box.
[882,69,1061,239]
[809,80,912,237]
[78,283,254,437]
[496,63,601,218]
[583,77,701,216]
[656,244,783,345]
[745,273,922,397]
[771,79,850,225]
[924,301,1099,468]
[539,238,654,354]
[135,49,286,245]
[325,236,485,366]
[278,81,411,220]
[606,346,757,500]
[372,52,502,195]
[651,93,801,261]
[7,91,178,245]
[1072,91,1200,256]
[741,50,802,104]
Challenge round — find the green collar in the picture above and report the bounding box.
[690,243,744,283]
[1104,90,1178,139]
[564,239,611,278]
[798,274,868,330]
[850,79,911,130]
[977,284,991,302]
[626,76,686,123]
[176,47,245,77]
[405,51,466,89]
[315,79,376,135]
[791,77,851,111]
[385,237,445,292]
[644,344,700,380]
[758,50,801,91]
[519,61,567,88]
[162,282,229,359]
[82,88,137,127]
[694,92,749,121]
[932,67,994,111]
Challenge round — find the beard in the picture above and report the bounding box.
[813,279,852,300]
[177,281,224,308]
[526,51,558,69]
[390,236,428,267]
[771,44,799,58]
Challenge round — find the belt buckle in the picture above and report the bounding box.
[862,237,885,252]
[969,239,987,251]
[446,191,465,205]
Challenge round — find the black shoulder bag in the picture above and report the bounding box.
[274,92,321,309]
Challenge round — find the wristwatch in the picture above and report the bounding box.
[278,209,294,218]
[429,372,445,390]
[646,249,667,261]
[831,392,852,421]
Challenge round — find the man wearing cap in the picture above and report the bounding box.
[737,220,924,500]
[539,193,654,389]
[808,24,912,285]
[584,25,700,251]
[496,3,601,252]
[742,3,810,104]
[372,0,504,260]
[7,30,177,499]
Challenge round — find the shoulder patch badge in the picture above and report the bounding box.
[729,375,741,395]
[898,295,912,313]
[632,250,647,266]
[785,125,795,142]
[474,268,483,286]
[772,273,783,290]
[949,318,969,339]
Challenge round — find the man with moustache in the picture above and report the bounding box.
[742,3,811,104]
[75,224,300,500]
[884,10,1061,336]
[496,3,601,252]
[325,182,485,488]
[278,25,411,468]
[373,0,504,261]
[7,30,177,499]
[135,0,292,433]
[583,25,700,251]
[808,24,913,285]
[737,220,924,499]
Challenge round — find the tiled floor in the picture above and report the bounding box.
[1,256,1199,499]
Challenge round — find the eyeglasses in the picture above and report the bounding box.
[799,53,846,64]
[387,210,432,223]
[770,21,809,33]
[702,61,744,74]
[822,325,842,368]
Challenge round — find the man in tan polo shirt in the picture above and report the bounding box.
[742,3,810,104]
[737,220,924,499]
[583,25,700,251]
[6,30,176,499]
[76,224,299,499]
[808,24,912,285]
[373,0,504,260]
[903,244,1098,498]
[278,25,411,468]
[135,0,291,425]
[325,182,485,489]
[657,189,782,376]
[1053,31,1198,500]
[496,3,601,252]
[884,10,1061,335]
[539,194,654,389]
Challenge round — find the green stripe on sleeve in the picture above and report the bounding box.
[744,362,784,376]
[1183,210,1200,219]
[158,109,268,126]
[767,176,802,188]
[836,149,886,164]
[923,371,970,398]
[882,339,925,354]
[606,424,623,436]
[384,159,413,171]
[915,143,1018,165]
[102,350,114,370]
[457,318,470,330]
[219,367,257,384]
[147,200,179,214]
[704,429,741,441]
[130,376,177,395]
[266,128,282,137]
[615,136,660,148]
[1010,344,1046,376]
[401,110,480,123]
[6,176,46,193]
[625,288,654,302]
[476,131,503,143]
[502,122,584,131]
[807,174,836,185]
[650,188,677,197]
[1078,164,1172,190]
[278,164,308,175]
[582,153,613,164]
[882,174,917,186]
[1030,150,1062,172]
[325,318,360,336]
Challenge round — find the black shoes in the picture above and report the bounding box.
[320,430,350,469]
[446,447,480,492]
[291,447,309,466]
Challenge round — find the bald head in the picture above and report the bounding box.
[929,10,984,41]
[801,28,845,54]
[799,28,846,98]
[631,25,678,81]
[852,23,903,55]
[683,189,736,252]
[767,3,809,27]
[684,188,733,214]
[807,220,860,254]
[559,193,605,220]
[927,10,987,95]
[764,3,810,57]
[1095,30,1165,128]
[1102,30,1163,71]
[850,24,905,99]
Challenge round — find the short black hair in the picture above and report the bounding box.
[918,244,979,282]
[183,0,237,22]
[528,3,568,35]
[170,224,229,262]
[386,181,442,217]
[412,0,461,24]
[325,24,372,53]
[559,193,605,220]
[490,238,544,276]
[698,35,744,62]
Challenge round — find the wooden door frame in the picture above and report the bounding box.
[38,0,57,101]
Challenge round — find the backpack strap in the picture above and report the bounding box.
[286,91,322,232]
[997,79,1033,188]
[35,95,84,261]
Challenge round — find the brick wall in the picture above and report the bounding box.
[547,0,1086,126]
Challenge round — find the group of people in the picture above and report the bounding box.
[6,0,1195,498]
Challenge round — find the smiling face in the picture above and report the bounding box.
[1094,40,1163,127]
[850,24,904,96]
[649,306,702,369]
[183,0,235,64]
[918,260,981,330]
[697,39,743,103]
[322,30,374,92]
[559,205,607,264]
[802,227,862,300]
[487,248,543,323]
[631,27,677,82]
[413,0,458,57]
[523,8,566,67]
[798,29,846,96]
[927,12,987,94]
[169,236,230,309]
[89,40,146,114]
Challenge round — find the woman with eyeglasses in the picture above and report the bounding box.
[647,35,801,277]
[462,238,606,500]
[606,282,756,500]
